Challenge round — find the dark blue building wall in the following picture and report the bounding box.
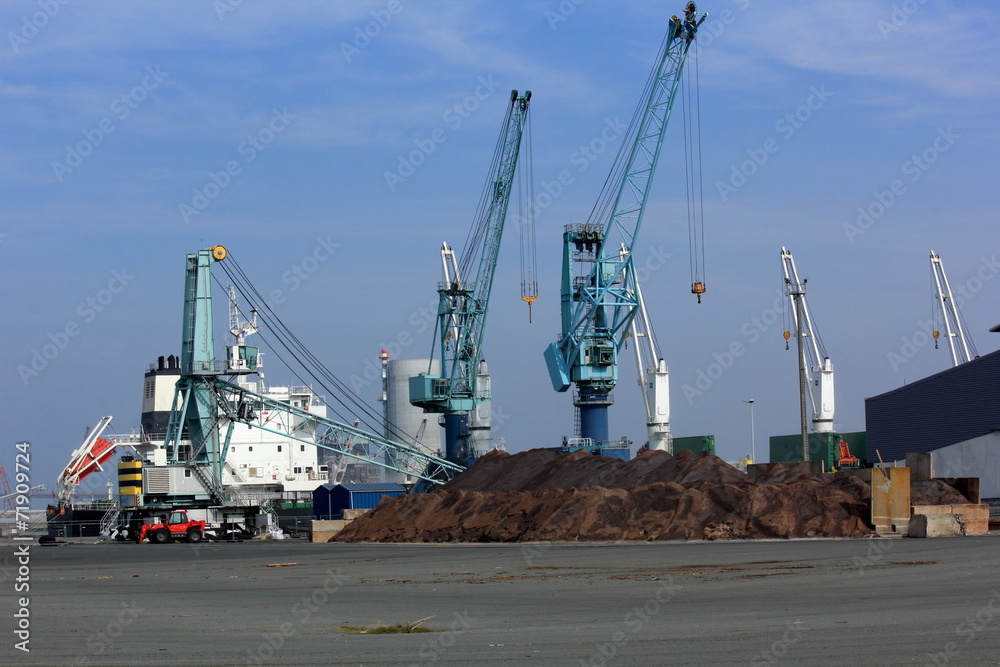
[865,349,1000,462]
[313,483,406,519]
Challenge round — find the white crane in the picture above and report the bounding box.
[780,247,834,434]
[626,248,671,452]
[930,251,978,367]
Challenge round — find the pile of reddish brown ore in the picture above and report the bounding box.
[332,448,972,543]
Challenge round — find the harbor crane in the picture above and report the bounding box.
[544,4,706,446]
[409,90,532,466]
[780,246,835,435]
[164,245,463,492]
[930,250,978,367]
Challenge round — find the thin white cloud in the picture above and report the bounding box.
[704,0,999,101]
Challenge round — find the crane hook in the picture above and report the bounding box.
[783,330,791,350]
[691,282,705,304]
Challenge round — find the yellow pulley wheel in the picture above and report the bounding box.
[211,245,228,261]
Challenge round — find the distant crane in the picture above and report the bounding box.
[781,247,835,440]
[544,5,706,446]
[409,90,533,466]
[930,251,978,366]
[628,260,671,452]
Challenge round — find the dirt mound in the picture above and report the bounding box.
[441,448,749,493]
[334,449,880,543]
[911,479,971,506]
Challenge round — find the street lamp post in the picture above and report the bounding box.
[743,399,756,464]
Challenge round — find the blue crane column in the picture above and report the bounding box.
[544,6,705,446]
[164,245,229,485]
[410,90,532,466]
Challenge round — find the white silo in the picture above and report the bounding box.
[467,359,492,455]
[384,356,443,482]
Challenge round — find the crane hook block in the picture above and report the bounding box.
[691,282,705,303]
[211,245,228,261]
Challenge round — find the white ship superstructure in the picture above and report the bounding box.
[139,293,329,500]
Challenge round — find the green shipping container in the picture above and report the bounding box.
[768,431,867,470]
[673,435,715,455]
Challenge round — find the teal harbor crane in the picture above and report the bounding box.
[164,246,463,496]
[543,4,705,447]
[409,90,533,466]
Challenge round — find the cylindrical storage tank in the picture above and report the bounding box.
[467,359,492,456]
[385,358,443,481]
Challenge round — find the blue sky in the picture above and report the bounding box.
[2,1,998,500]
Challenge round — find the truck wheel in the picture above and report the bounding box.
[151,528,170,544]
[186,528,203,544]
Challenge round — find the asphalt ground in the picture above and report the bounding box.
[3,535,999,666]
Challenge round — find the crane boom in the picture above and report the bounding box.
[544,5,705,446]
[780,247,834,433]
[410,90,532,465]
[930,250,978,366]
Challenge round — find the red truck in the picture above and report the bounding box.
[137,510,206,543]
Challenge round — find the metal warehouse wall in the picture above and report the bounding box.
[865,349,1000,462]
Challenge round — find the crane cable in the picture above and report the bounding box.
[215,254,418,448]
[682,36,707,303]
[518,110,538,322]
[458,95,517,282]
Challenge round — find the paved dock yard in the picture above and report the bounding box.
[4,536,999,666]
